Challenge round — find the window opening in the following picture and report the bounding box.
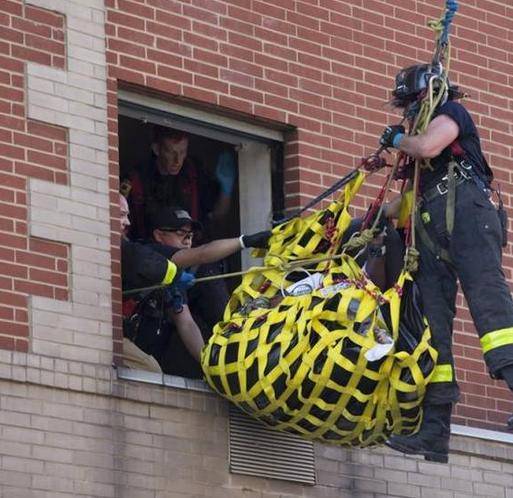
[118,98,283,383]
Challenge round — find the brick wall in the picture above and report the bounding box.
[0,0,112,364]
[1,0,513,436]
[0,2,70,352]
[105,0,513,430]
[0,1,513,496]
[0,365,511,498]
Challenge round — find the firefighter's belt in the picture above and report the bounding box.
[416,161,471,263]
[421,162,471,203]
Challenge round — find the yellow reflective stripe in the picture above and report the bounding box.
[430,364,453,383]
[480,328,513,354]
[161,260,177,285]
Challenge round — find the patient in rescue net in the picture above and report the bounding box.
[341,213,405,292]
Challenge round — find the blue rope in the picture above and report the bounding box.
[440,0,458,45]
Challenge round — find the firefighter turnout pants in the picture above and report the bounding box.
[416,180,513,405]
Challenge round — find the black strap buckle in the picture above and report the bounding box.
[436,182,448,195]
[459,159,472,171]
[436,165,470,196]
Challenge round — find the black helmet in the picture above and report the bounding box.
[392,63,444,107]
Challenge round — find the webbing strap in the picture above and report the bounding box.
[414,160,462,263]
[445,160,456,235]
[415,209,451,263]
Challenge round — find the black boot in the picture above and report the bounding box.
[385,403,452,463]
[498,365,513,429]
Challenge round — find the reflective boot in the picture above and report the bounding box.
[499,365,513,430]
[385,403,451,463]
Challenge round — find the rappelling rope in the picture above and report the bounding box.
[402,0,458,273]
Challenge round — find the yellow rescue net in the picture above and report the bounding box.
[201,172,437,446]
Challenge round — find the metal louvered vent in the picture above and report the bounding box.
[228,405,316,485]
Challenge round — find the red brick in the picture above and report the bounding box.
[0,320,28,337]
[29,268,67,287]
[192,0,227,15]
[25,5,64,28]
[155,37,191,57]
[0,290,25,307]
[14,280,53,298]
[146,22,182,41]
[0,246,15,262]
[0,55,23,73]
[145,49,182,69]
[120,55,156,75]
[183,85,218,105]
[157,65,193,84]
[184,4,218,24]
[14,339,28,352]
[228,32,262,52]
[255,77,288,98]
[13,133,53,153]
[194,75,228,93]
[11,17,52,38]
[264,94,297,113]
[226,5,262,27]
[117,26,155,46]
[230,85,263,103]
[183,31,219,51]
[26,150,66,170]
[252,1,286,20]
[108,10,146,31]
[218,95,253,115]
[16,251,55,270]
[192,21,227,42]
[145,76,181,96]
[11,45,52,66]
[29,238,68,258]
[219,68,252,87]
[25,34,65,57]
[108,39,146,58]
[219,43,254,63]
[0,335,15,350]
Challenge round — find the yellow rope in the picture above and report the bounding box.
[401,6,454,273]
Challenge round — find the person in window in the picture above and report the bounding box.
[125,126,236,241]
[120,193,197,372]
[146,206,271,378]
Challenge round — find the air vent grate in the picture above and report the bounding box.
[228,405,316,485]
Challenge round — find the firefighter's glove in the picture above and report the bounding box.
[173,270,196,293]
[240,230,272,249]
[215,150,236,195]
[380,125,405,149]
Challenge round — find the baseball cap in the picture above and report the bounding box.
[150,206,202,232]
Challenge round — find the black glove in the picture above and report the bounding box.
[241,230,272,249]
[379,125,405,149]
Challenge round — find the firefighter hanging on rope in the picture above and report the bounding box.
[379,1,513,464]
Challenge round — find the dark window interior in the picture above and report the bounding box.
[118,112,284,379]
